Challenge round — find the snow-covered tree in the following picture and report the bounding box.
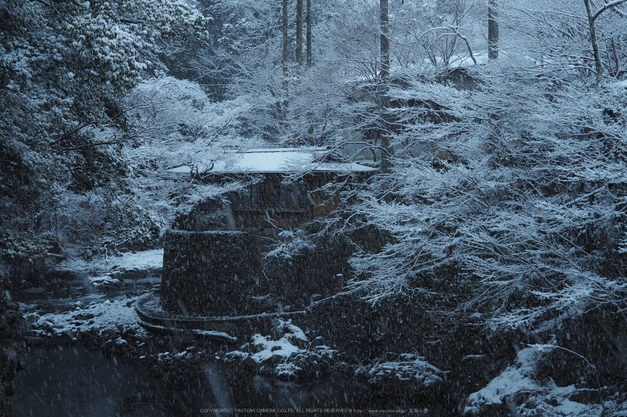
[392,0,483,69]
[582,0,627,85]
[0,0,210,263]
[123,76,257,229]
[500,0,627,83]
[349,66,627,333]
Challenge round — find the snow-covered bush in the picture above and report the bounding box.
[263,230,316,261]
[358,352,444,387]
[225,320,336,380]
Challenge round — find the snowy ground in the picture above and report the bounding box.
[18,249,163,351]
[52,248,163,277]
[23,249,627,416]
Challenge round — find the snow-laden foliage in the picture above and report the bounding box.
[26,296,148,340]
[125,76,256,167]
[188,0,403,147]
[53,187,161,250]
[0,0,210,260]
[263,230,316,261]
[123,76,256,230]
[225,319,336,379]
[189,0,627,156]
[349,67,627,331]
[53,248,163,276]
[1,0,209,106]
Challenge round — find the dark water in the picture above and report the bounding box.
[11,346,171,416]
[10,347,425,417]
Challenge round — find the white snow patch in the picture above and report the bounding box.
[275,319,308,341]
[29,296,147,339]
[169,148,377,175]
[249,333,303,363]
[466,348,541,411]
[517,383,604,417]
[193,329,237,342]
[226,320,309,364]
[224,320,336,379]
[613,79,627,88]
[603,399,627,417]
[446,51,490,69]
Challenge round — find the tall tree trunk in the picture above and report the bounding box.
[306,0,312,67]
[379,0,393,172]
[282,0,289,77]
[584,0,603,86]
[380,0,390,80]
[281,0,289,135]
[296,0,304,65]
[488,0,498,60]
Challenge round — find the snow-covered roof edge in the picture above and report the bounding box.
[168,147,378,175]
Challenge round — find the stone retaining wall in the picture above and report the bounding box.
[160,229,359,316]
[161,230,265,316]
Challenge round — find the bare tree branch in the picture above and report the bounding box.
[593,0,627,20]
